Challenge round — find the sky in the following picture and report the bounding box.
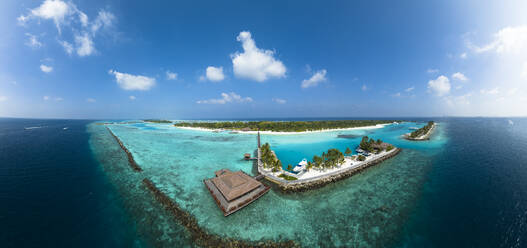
[1,0,527,119]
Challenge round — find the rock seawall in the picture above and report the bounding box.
[142,178,298,248]
[106,127,143,172]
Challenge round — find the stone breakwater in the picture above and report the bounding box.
[142,178,299,248]
[272,148,401,193]
[106,127,143,172]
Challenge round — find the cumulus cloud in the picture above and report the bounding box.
[18,0,72,32]
[469,25,527,54]
[231,31,286,82]
[25,33,42,48]
[129,95,136,100]
[272,98,286,104]
[75,33,95,56]
[108,69,156,91]
[301,69,327,88]
[91,10,115,34]
[204,66,225,82]
[58,40,73,54]
[428,75,451,96]
[480,87,500,95]
[166,71,178,80]
[197,92,253,104]
[460,52,467,59]
[18,0,115,57]
[452,72,468,81]
[40,64,53,73]
[405,86,415,92]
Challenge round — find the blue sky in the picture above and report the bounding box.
[1,0,527,119]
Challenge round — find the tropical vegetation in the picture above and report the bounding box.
[260,143,282,172]
[144,119,172,123]
[278,174,298,181]
[310,148,345,170]
[173,120,398,132]
[409,121,435,138]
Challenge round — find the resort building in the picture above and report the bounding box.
[204,169,270,216]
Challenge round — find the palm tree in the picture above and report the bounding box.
[345,147,352,156]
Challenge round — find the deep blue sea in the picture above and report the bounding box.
[1,117,527,247]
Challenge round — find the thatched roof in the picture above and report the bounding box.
[211,171,261,202]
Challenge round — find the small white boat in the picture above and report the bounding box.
[63,127,68,130]
[293,159,308,172]
[24,126,42,130]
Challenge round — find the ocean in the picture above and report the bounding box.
[1,117,526,247]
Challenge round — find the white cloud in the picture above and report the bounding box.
[427,68,439,74]
[55,97,63,101]
[18,1,115,57]
[393,92,402,97]
[428,75,451,96]
[166,71,178,80]
[460,52,467,59]
[25,33,42,48]
[43,96,50,100]
[197,92,253,104]
[91,10,115,34]
[0,96,7,102]
[452,72,469,81]
[129,95,136,100]
[522,61,527,80]
[86,98,96,103]
[231,31,286,82]
[301,69,327,88]
[405,86,415,92]
[272,98,286,104]
[508,88,518,95]
[480,87,500,95]
[18,0,72,32]
[75,33,95,56]
[40,64,53,73]
[470,25,527,54]
[108,70,156,91]
[58,40,73,54]
[205,66,225,82]
[361,84,368,91]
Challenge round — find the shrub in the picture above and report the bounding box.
[358,155,366,161]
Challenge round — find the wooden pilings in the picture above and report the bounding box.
[106,127,143,172]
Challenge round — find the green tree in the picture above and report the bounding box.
[345,147,352,156]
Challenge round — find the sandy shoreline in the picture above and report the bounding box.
[174,123,389,135]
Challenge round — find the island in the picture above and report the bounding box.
[173,120,398,133]
[144,119,173,124]
[404,121,435,141]
[257,136,400,192]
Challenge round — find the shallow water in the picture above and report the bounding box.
[90,120,446,247]
[4,118,527,247]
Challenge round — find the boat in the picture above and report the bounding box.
[409,127,419,130]
[63,127,68,130]
[293,159,308,172]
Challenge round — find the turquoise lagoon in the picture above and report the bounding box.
[88,121,447,247]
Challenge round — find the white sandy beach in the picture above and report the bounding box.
[174,123,389,135]
[266,148,397,180]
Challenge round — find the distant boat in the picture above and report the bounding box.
[63,127,68,130]
[24,126,42,130]
[293,159,308,172]
[508,120,514,125]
